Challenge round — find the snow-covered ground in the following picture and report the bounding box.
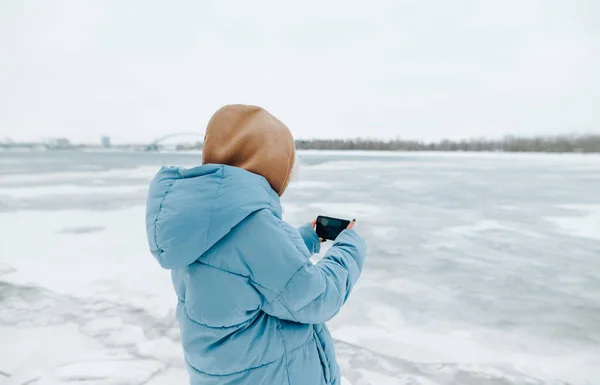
[1,150,599,385]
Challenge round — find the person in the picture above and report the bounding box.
[145,104,367,385]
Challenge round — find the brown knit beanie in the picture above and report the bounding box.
[202,104,296,196]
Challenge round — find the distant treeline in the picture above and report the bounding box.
[295,134,600,153]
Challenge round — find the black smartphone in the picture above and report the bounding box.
[316,215,351,241]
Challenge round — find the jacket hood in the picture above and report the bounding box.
[202,104,296,196]
[145,164,282,269]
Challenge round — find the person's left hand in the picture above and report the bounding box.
[310,219,327,243]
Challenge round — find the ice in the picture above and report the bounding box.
[437,220,545,239]
[0,294,177,385]
[1,150,599,385]
[0,324,108,385]
[136,337,184,365]
[0,207,175,310]
[287,180,341,190]
[498,205,520,211]
[0,166,160,186]
[356,370,400,385]
[312,160,412,171]
[299,149,600,161]
[359,370,439,385]
[104,325,147,346]
[370,226,396,239]
[307,202,384,218]
[545,204,600,240]
[145,369,189,385]
[0,184,147,199]
[81,317,124,336]
[51,359,164,384]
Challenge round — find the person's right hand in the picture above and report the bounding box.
[347,219,356,230]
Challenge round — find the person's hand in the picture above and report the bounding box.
[311,218,356,242]
[311,219,327,243]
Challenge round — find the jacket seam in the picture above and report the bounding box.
[313,329,331,383]
[283,333,324,357]
[179,299,253,329]
[205,166,225,248]
[153,174,181,256]
[276,320,292,385]
[264,221,315,320]
[275,221,312,295]
[185,354,282,377]
[266,262,306,321]
[276,297,299,323]
[291,281,330,314]
[281,221,309,257]
[251,214,314,313]
[269,231,354,320]
[182,330,324,379]
[298,223,320,255]
[253,213,307,298]
[198,260,279,295]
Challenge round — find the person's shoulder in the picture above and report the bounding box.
[247,207,278,222]
[243,210,306,250]
[231,209,311,289]
[242,208,287,234]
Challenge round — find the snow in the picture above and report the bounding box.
[356,370,453,385]
[0,184,147,199]
[0,324,116,385]
[145,369,189,385]
[81,317,125,336]
[297,149,600,161]
[136,337,184,364]
[1,150,599,385]
[357,370,402,385]
[104,325,147,346]
[545,204,600,240]
[52,359,164,384]
[0,166,160,186]
[307,202,384,218]
[0,207,175,311]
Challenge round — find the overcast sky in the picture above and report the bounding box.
[1,1,599,144]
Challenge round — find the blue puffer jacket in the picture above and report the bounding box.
[145,164,367,385]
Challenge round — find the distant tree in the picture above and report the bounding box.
[294,134,600,153]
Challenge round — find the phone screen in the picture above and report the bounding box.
[316,216,351,241]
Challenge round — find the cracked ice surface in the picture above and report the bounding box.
[1,150,600,385]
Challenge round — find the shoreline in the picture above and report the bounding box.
[2,147,600,157]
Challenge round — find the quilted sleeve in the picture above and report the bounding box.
[243,210,367,324]
[297,223,321,255]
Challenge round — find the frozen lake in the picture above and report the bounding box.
[1,150,599,385]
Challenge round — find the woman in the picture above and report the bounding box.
[145,104,367,384]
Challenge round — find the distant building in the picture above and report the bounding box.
[101,136,111,148]
[54,138,71,149]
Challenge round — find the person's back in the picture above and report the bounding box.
[145,105,367,385]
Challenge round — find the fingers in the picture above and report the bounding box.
[347,219,356,230]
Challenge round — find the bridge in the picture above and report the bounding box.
[145,132,204,151]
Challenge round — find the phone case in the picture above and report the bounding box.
[316,215,351,241]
